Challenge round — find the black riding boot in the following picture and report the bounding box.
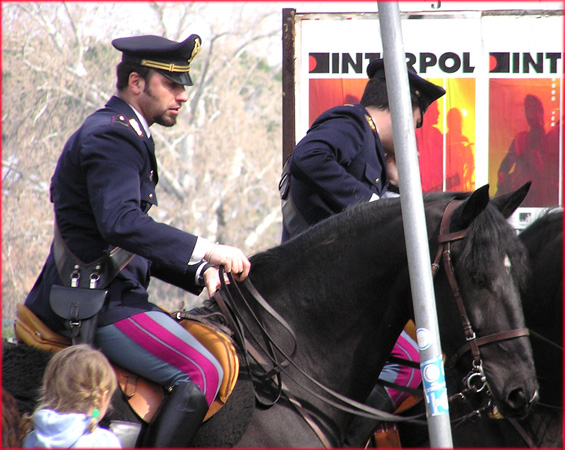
[343,383,396,448]
[141,381,208,448]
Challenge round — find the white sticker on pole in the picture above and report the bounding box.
[421,355,449,416]
[416,327,431,350]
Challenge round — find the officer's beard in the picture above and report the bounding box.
[144,85,177,128]
[154,115,176,128]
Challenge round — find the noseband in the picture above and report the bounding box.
[431,199,530,390]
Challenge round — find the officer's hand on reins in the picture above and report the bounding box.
[204,243,251,282]
[202,267,222,297]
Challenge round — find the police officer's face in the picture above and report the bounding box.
[414,107,423,129]
[140,71,189,127]
[379,106,423,155]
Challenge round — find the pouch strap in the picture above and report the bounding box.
[279,159,310,238]
[53,221,135,289]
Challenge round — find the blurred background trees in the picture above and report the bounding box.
[2,2,285,333]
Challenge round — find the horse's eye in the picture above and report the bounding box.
[471,272,490,289]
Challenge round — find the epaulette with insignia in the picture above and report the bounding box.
[110,115,144,137]
[364,114,377,134]
[128,118,144,137]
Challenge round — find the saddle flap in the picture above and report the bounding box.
[14,304,71,352]
[180,319,239,404]
[374,423,401,448]
[114,365,164,423]
[115,319,240,423]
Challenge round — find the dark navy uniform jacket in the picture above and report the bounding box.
[282,103,388,241]
[25,96,203,333]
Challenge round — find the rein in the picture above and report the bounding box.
[529,328,563,352]
[214,269,425,448]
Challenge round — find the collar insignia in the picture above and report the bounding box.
[364,114,377,134]
[129,118,144,137]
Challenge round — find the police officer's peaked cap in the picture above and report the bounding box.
[112,34,202,86]
[367,58,445,113]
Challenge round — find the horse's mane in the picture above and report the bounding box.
[252,192,529,292]
[519,208,563,249]
[458,200,530,292]
[251,193,457,268]
[518,207,562,300]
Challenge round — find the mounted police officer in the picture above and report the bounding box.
[280,58,445,447]
[25,34,250,447]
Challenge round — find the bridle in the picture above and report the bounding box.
[431,199,531,413]
[212,198,532,446]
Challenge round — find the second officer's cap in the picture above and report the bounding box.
[367,58,445,113]
[112,34,202,86]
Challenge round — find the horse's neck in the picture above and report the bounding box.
[240,205,422,421]
[243,256,411,423]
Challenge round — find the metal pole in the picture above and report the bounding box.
[377,2,453,447]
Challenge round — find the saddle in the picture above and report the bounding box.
[14,304,239,423]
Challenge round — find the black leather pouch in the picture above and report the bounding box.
[49,285,107,345]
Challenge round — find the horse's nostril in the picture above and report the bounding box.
[507,388,528,410]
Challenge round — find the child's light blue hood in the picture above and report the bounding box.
[23,409,90,448]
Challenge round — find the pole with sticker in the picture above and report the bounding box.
[377,2,453,447]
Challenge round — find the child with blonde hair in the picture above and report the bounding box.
[22,344,121,448]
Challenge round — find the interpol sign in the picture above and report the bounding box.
[307,51,562,75]
[285,8,563,228]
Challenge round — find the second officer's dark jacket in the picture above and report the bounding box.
[282,103,388,241]
[25,96,203,332]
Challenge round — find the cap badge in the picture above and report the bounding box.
[188,38,201,66]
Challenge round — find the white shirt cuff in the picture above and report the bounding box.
[189,237,211,264]
[193,261,208,286]
[381,190,400,199]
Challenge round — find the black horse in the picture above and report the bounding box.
[520,209,563,408]
[449,208,562,448]
[3,184,538,447]
[398,208,563,448]
[516,208,563,448]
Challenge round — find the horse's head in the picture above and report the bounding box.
[432,183,538,419]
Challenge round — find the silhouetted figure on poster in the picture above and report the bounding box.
[446,108,474,191]
[416,101,444,192]
[497,94,544,206]
[344,93,360,104]
[540,119,560,205]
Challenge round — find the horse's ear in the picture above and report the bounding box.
[491,182,532,219]
[456,184,490,229]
